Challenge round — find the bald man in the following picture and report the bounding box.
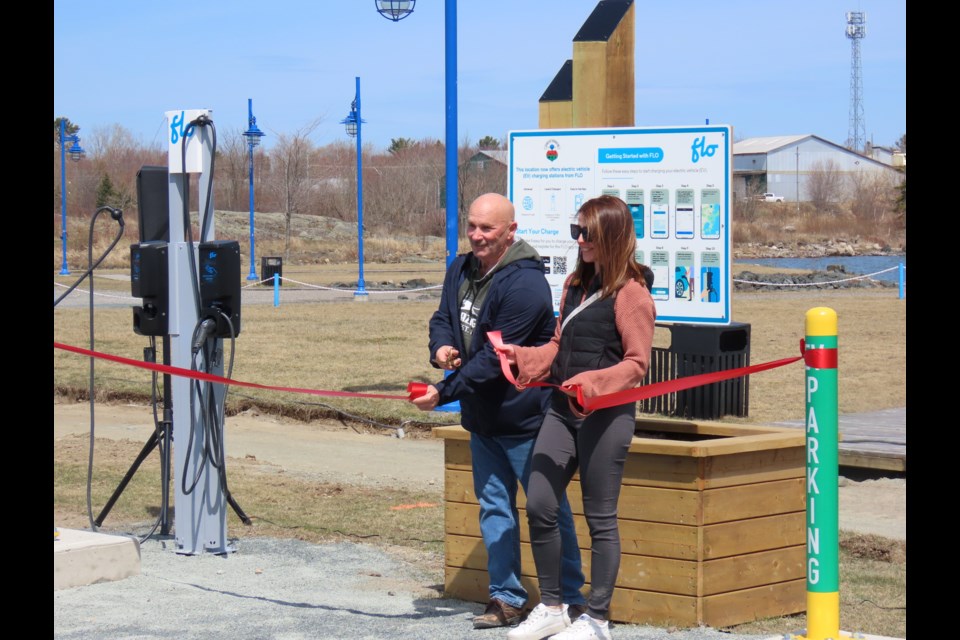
[412,193,586,631]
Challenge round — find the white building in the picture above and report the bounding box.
[732,134,903,203]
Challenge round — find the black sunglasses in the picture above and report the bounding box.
[569,224,590,242]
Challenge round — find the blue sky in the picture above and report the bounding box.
[53,1,906,153]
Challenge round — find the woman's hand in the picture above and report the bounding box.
[559,384,579,398]
[494,343,518,365]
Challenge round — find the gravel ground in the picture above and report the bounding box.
[54,536,788,640]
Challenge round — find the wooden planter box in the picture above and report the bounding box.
[433,418,807,628]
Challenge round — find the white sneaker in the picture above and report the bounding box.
[549,613,612,640]
[507,603,569,640]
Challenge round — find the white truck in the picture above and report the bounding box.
[755,192,785,203]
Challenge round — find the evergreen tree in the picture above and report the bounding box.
[96,174,118,208]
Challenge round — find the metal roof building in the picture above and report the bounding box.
[733,134,903,203]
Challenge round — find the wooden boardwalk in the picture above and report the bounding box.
[775,407,906,473]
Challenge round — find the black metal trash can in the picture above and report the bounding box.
[261,256,282,286]
[640,322,751,420]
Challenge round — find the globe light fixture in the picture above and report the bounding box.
[375,0,415,22]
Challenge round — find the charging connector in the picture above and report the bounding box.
[192,318,217,354]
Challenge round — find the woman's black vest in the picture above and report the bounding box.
[550,276,623,384]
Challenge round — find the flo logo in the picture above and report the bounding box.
[545,140,560,162]
[690,136,718,163]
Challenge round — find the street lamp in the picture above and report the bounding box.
[375,0,415,21]
[377,4,461,412]
[243,98,265,280]
[374,0,458,269]
[58,119,86,275]
[340,76,368,300]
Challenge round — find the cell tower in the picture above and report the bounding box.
[845,11,866,152]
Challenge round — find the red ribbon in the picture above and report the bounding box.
[801,338,838,369]
[54,341,423,402]
[487,330,805,412]
[56,332,828,410]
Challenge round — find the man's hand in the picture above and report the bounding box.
[432,346,462,370]
[410,384,441,411]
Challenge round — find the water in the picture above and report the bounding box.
[736,255,906,283]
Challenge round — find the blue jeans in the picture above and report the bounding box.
[470,432,586,609]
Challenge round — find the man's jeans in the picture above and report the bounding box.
[470,432,586,609]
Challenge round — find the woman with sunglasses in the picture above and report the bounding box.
[497,195,656,640]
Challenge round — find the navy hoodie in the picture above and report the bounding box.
[428,240,555,437]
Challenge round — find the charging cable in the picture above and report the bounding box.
[64,206,126,532]
[53,207,124,308]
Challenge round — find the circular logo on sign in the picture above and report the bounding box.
[544,140,560,162]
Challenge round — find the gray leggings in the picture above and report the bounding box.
[525,395,636,620]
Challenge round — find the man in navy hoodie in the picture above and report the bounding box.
[412,193,586,630]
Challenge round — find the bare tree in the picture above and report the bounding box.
[85,124,165,219]
[366,138,445,235]
[215,128,252,212]
[805,160,846,213]
[263,119,321,262]
[849,170,899,223]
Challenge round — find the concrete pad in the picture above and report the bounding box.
[54,528,141,590]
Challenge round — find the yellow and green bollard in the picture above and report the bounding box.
[794,306,843,640]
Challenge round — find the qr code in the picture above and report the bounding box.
[553,256,568,275]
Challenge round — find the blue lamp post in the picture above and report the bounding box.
[375,0,457,269]
[58,119,86,275]
[340,77,368,300]
[243,99,265,281]
[377,5,460,412]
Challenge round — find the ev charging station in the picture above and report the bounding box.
[129,108,244,555]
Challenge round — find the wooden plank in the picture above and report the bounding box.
[635,417,794,437]
[621,453,702,490]
[539,100,573,129]
[701,546,806,595]
[444,438,472,471]
[446,534,487,573]
[701,478,805,524]
[701,579,807,628]
[616,485,701,525]
[702,513,806,560]
[433,425,469,442]
[446,501,488,538]
[773,408,906,474]
[701,447,805,489]
[608,587,698,627]
[839,450,906,473]
[445,469,478,504]
[616,519,700,561]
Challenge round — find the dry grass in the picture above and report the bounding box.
[54,435,445,558]
[54,275,906,427]
[733,202,906,251]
